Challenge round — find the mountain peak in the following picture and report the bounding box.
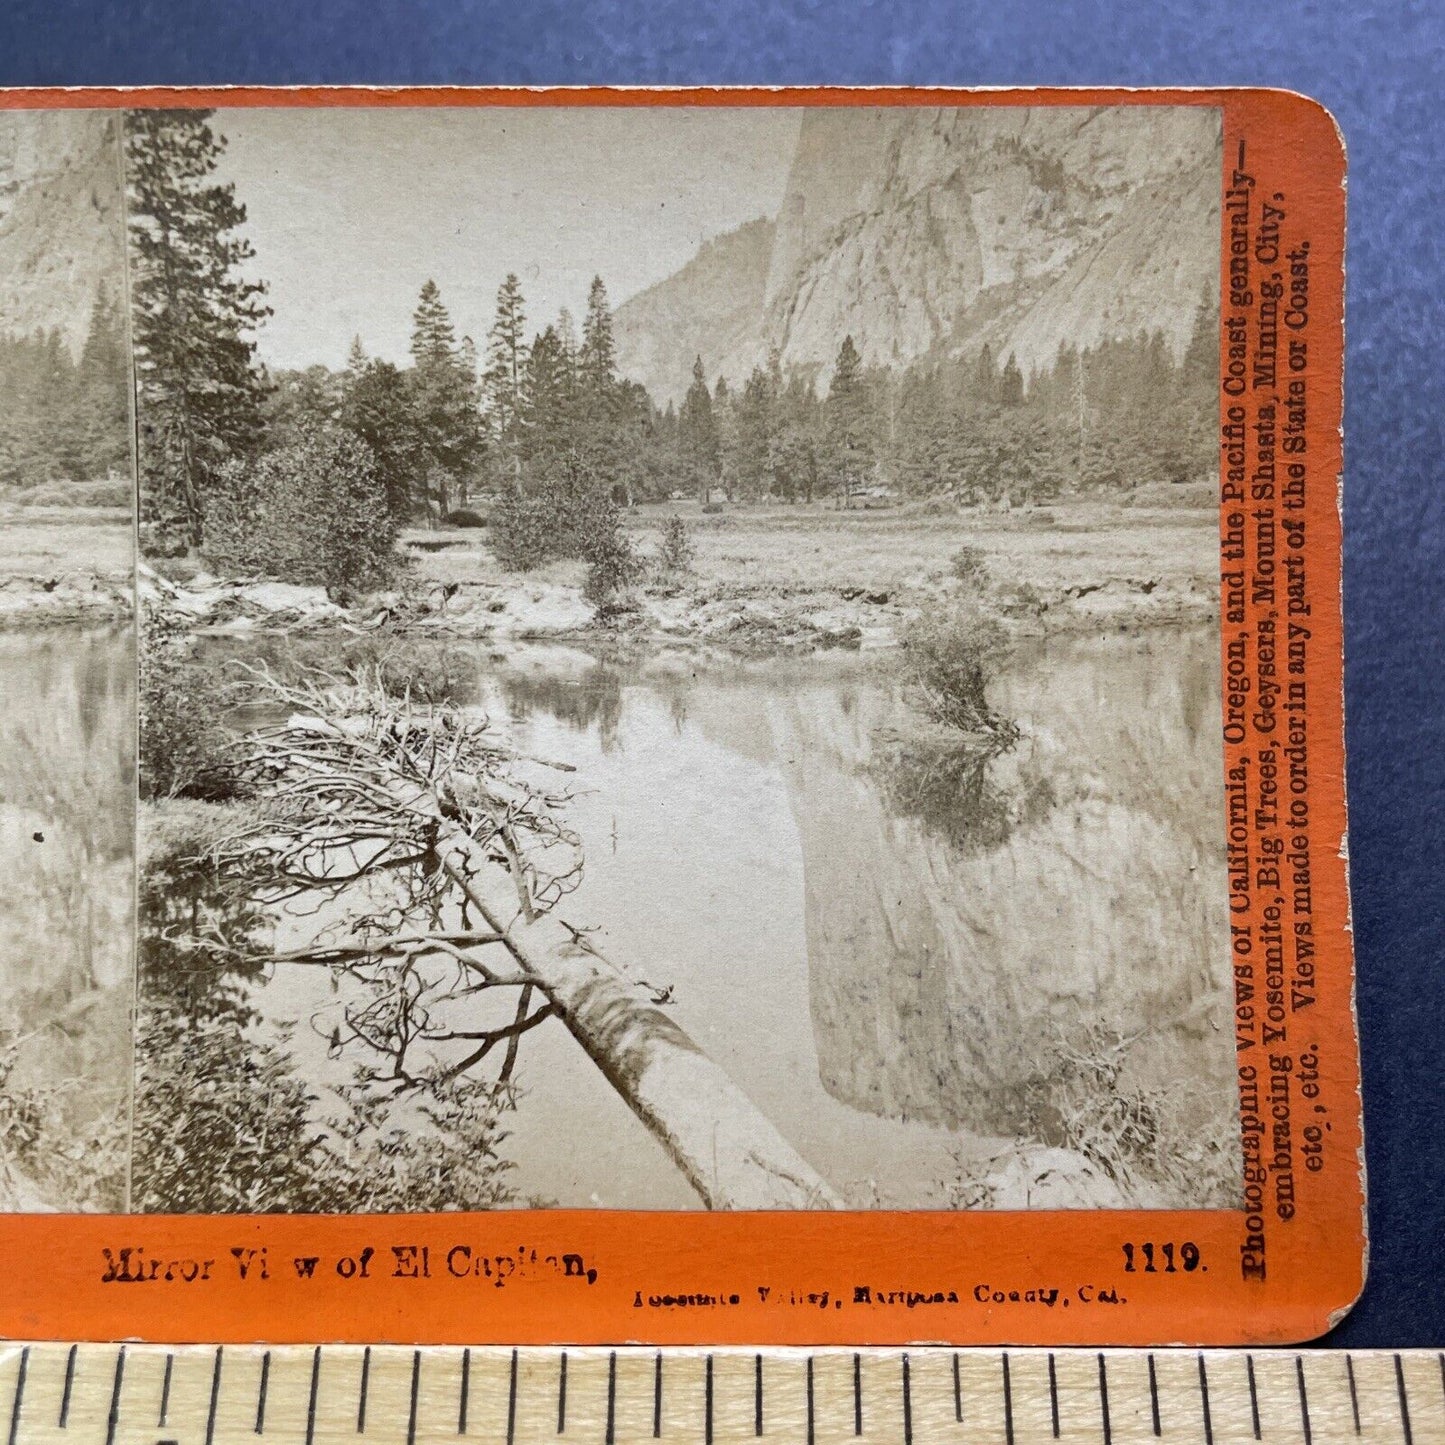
[616,104,1221,402]
[0,111,126,357]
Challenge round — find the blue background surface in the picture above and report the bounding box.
[0,0,1440,1347]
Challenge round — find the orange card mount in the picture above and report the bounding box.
[0,86,1358,1346]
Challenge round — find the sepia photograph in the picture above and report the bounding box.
[123,100,1237,1215]
[0,108,135,1212]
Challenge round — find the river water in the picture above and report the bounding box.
[0,626,133,1211]
[116,620,1241,1212]
[257,625,1233,1212]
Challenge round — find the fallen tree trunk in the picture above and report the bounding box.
[407,782,843,1211]
[237,691,840,1211]
[446,862,839,1209]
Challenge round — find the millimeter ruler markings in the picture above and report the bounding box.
[0,1347,1438,1445]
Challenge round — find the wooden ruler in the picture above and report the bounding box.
[0,1346,1439,1445]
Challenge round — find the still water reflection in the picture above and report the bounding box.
[469,627,1237,1210]
[0,627,133,1211]
[177,625,1236,1211]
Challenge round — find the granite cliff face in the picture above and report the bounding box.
[616,106,1221,404]
[0,110,126,354]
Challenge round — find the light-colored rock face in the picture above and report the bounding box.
[615,105,1222,403]
[0,110,126,355]
[610,215,777,412]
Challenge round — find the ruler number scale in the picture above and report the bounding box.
[0,1347,1434,1443]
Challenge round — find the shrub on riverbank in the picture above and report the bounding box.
[489,464,643,616]
[1019,1021,1238,1209]
[655,515,695,581]
[898,603,1018,742]
[951,543,989,589]
[490,466,623,573]
[139,607,240,801]
[583,525,643,615]
[202,426,399,602]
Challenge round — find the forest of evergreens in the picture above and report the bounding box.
[259,290,1219,520]
[0,285,130,493]
[125,108,1219,594]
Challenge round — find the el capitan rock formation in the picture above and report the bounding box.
[0,111,126,356]
[616,105,1221,403]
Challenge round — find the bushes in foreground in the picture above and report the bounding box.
[132,999,516,1213]
[898,604,1017,741]
[139,607,239,802]
[202,426,398,601]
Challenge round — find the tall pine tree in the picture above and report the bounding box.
[521,324,576,482]
[578,276,618,401]
[735,364,776,500]
[407,279,484,517]
[825,336,873,507]
[574,276,624,489]
[72,283,131,481]
[409,279,456,365]
[125,109,270,551]
[484,273,527,487]
[678,356,719,500]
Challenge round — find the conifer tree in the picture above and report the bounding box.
[713,375,738,498]
[999,351,1025,407]
[578,276,618,402]
[460,335,480,388]
[485,273,527,485]
[678,355,719,500]
[521,324,576,481]
[72,283,131,481]
[1176,290,1219,482]
[736,365,776,500]
[125,109,270,550]
[574,277,624,488]
[555,308,579,365]
[341,357,431,523]
[970,344,997,409]
[1180,289,1217,392]
[825,335,873,506]
[775,373,821,503]
[406,279,484,517]
[34,327,78,477]
[409,279,457,365]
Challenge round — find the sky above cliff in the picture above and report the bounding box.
[211,105,801,372]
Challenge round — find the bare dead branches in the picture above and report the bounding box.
[170,664,590,1093]
[155,658,841,1207]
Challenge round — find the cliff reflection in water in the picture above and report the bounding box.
[483,628,1236,1211]
[0,628,133,1211]
[777,627,1236,1208]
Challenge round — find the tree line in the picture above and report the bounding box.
[0,285,130,492]
[128,109,1218,586]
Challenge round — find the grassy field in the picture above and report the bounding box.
[0,508,133,581]
[409,498,1218,606]
[671,499,1216,597]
